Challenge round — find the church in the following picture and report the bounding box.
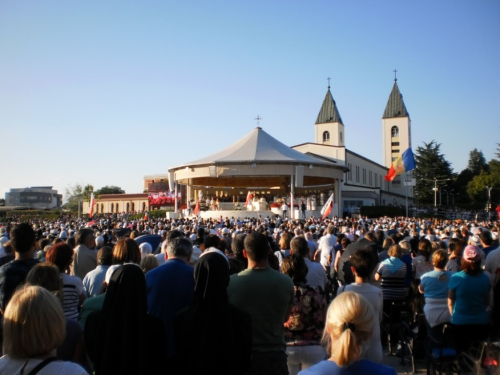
[292,77,413,214]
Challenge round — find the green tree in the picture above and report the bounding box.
[63,184,94,212]
[467,148,489,175]
[94,186,125,196]
[414,141,453,205]
[467,158,500,204]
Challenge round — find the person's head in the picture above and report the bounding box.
[76,228,95,248]
[140,254,159,274]
[479,230,493,247]
[97,246,113,266]
[388,244,402,258]
[432,249,448,269]
[166,238,193,260]
[46,242,74,273]
[279,232,292,250]
[10,223,36,254]
[327,225,336,235]
[448,238,463,257]
[290,237,309,258]
[96,236,105,248]
[243,232,270,262]
[461,245,483,275]
[204,234,220,250]
[3,286,65,359]
[139,242,153,259]
[25,263,63,303]
[166,230,184,244]
[418,238,432,260]
[231,234,246,259]
[323,291,375,366]
[382,238,394,250]
[399,240,411,255]
[193,252,230,300]
[341,237,351,250]
[350,249,373,279]
[281,254,308,285]
[113,238,141,265]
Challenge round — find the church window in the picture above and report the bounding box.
[111,203,114,213]
[392,149,400,154]
[391,126,399,137]
[363,169,366,184]
[356,166,360,182]
[348,163,352,181]
[340,131,343,143]
[391,142,399,146]
[369,171,372,186]
[131,202,135,212]
[323,131,330,143]
[100,203,103,213]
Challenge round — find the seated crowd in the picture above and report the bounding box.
[0,213,498,374]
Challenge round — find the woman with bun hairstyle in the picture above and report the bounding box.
[298,291,396,375]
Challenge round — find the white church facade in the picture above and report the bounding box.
[292,78,413,213]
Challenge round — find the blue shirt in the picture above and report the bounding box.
[146,258,194,357]
[420,270,452,299]
[449,271,490,325]
[298,359,396,375]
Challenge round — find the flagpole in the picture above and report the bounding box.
[405,173,409,218]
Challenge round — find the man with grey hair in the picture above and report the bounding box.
[146,237,194,360]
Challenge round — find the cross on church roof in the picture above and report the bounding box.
[393,69,398,82]
[255,115,262,126]
[327,77,331,89]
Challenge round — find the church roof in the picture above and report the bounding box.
[383,80,409,118]
[177,127,336,168]
[315,88,343,125]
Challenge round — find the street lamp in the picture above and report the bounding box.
[486,186,493,215]
[423,178,451,207]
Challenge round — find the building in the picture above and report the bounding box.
[5,186,62,209]
[82,78,414,217]
[292,77,413,213]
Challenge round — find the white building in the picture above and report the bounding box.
[292,78,413,213]
[5,186,62,209]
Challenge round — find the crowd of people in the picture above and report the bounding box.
[0,212,498,374]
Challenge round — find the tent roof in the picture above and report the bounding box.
[175,127,336,168]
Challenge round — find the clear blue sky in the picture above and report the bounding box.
[1,1,499,199]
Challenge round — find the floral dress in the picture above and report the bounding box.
[284,284,327,346]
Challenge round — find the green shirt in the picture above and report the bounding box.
[228,267,295,353]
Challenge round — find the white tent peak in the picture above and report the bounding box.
[182,127,335,167]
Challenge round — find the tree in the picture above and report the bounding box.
[467,148,489,175]
[94,186,125,196]
[413,141,453,205]
[467,158,500,204]
[63,184,94,213]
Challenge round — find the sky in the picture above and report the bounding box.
[1,1,499,200]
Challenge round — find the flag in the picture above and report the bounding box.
[144,211,149,221]
[245,191,253,207]
[321,193,334,220]
[89,193,95,218]
[384,147,416,182]
[193,200,200,216]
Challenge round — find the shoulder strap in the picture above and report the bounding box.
[26,357,58,375]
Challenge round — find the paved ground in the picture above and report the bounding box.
[382,351,427,375]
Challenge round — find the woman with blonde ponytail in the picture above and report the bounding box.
[299,292,396,375]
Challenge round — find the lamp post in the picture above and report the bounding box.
[423,178,451,207]
[486,186,493,216]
